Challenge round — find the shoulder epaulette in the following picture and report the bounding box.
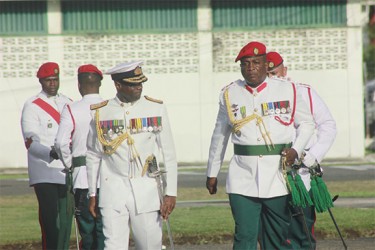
[145,96,163,104]
[221,81,235,91]
[296,83,311,89]
[270,76,289,83]
[90,100,109,110]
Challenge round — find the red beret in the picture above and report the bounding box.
[78,64,103,79]
[266,52,284,71]
[235,41,266,62]
[37,62,59,79]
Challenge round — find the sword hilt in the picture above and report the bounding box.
[148,170,167,178]
[147,155,158,173]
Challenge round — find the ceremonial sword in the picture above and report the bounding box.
[289,169,314,250]
[147,156,175,250]
[296,162,348,250]
[61,166,80,250]
[329,195,348,250]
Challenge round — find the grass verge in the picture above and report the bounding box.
[0,179,374,247]
[176,180,375,200]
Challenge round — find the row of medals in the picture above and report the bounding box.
[264,106,291,116]
[129,125,163,134]
[102,125,163,137]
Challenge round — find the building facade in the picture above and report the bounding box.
[0,0,368,167]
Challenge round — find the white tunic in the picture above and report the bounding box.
[55,94,103,190]
[207,77,315,198]
[86,96,177,212]
[21,91,72,186]
[296,84,337,190]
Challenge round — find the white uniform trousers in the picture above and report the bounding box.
[100,180,162,250]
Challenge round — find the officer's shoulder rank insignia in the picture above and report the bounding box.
[145,96,163,104]
[90,100,109,110]
[297,83,311,89]
[221,81,235,91]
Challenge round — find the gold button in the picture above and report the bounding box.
[121,103,124,107]
[253,93,257,97]
[257,138,261,141]
[126,111,129,115]
[259,155,263,158]
[254,108,258,112]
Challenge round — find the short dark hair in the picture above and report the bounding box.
[78,72,101,86]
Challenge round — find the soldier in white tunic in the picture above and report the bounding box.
[21,62,73,250]
[86,61,177,250]
[55,64,105,249]
[206,41,315,250]
[267,51,337,250]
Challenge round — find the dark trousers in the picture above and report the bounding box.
[34,182,73,250]
[288,204,317,250]
[75,189,104,250]
[229,193,292,250]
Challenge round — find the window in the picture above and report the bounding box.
[0,1,47,35]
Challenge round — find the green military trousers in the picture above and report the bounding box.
[74,189,105,250]
[229,193,292,250]
[288,200,317,249]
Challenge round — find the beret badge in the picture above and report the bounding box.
[134,67,142,75]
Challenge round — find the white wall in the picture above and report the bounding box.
[0,27,366,168]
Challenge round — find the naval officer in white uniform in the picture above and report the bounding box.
[267,51,337,250]
[206,41,315,250]
[86,61,177,250]
[55,64,105,249]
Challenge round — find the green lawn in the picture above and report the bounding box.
[176,180,375,200]
[0,178,374,246]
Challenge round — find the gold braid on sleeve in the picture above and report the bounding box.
[224,89,275,151]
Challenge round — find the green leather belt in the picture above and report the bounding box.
[234,143,292,156]
[72,156,86,168]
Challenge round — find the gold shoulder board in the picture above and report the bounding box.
[90,100,109,110]
[145,96,163,104]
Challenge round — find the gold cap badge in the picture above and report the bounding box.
[134,67,142,75]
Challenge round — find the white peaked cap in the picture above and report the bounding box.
[105,60,144,75]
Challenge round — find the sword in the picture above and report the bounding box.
[66,167,79,250]
[289,169,314,250]
[147,155,175,250]
[329,195,348,250]
[69,169,79,250]
[295,161,347,249]
[73,215,80,250]
[293,206,313,250]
